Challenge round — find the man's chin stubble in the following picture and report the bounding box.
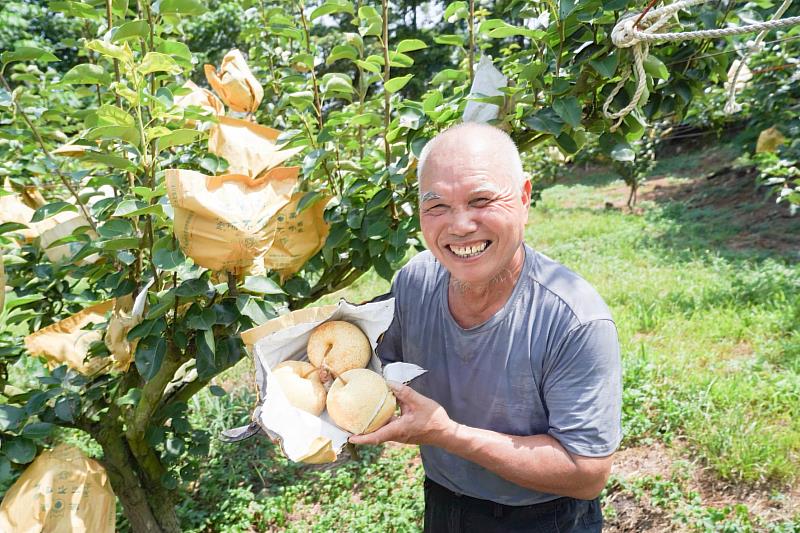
[449,266,513,294]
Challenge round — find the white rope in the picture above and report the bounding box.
[603,0,800,131]
[724,0,794,113]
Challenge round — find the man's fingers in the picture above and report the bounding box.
[348,416,401,445]
[387,381,416,402]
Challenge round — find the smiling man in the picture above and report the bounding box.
[350,123,622,532]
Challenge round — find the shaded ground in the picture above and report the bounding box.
[562,146,800,257]
[606,443,800,532]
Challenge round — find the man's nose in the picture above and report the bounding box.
[448,209,478,236]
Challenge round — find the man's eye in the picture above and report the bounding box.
[471,198,491,206]
[425,204,446,213]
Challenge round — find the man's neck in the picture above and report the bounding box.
[447,246,525,328]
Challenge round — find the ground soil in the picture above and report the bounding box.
[605,442,800,532]
[583,147,800,256]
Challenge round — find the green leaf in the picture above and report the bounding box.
[61,64,111,86]
[523,107,564,136]
[112,199,163,218]
[384,74,413,94]
[128,319,166,342]
[1,47,58,67]
[31,201,78,223]
[158,0,208,16]
[0,222,30,235]
[396,39,427,53]
[136,336,167,381]
[54,395,80,422]
[431,69,466,84]
[156,129,204,152]
[297,191,324,213]
[443,1,468,22]
[0,405,26,431]
[4,437,36,464]
[555,132,579,154]
[311,0,354,20]
[86,125,141,146]
[86,39,132,63]
[95,104,135,127]
[590,53,618,78]
[153,236,187,270]
[175,278,210,298]
[434,34,465,46]
[196,329,216,379]
[138,52,182,75]
[326,45,358,65]
[156,41,193,69]
[21,422,55,439]
[146,290,176,320]
[559,0,577,19]
[209,385,226,397]
[355,59,381,74]
[111,20,149,42]
[552,97,582,128]
[243,276,284,295]
[98,219,134,239]
[643,55,669,80]
[99,237,140,251]
[320,73,354,96]
[186,306,216,330]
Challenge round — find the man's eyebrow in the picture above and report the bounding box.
[470,185,501,195]
[420,191,441,202]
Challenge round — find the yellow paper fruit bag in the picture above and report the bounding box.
[174,80,225,122]
[204,49,264,113]
[263,192,330,280]
[208,116,304,178]
[103,294,143,372]
[0,191,38,241]
[166,168,298,273]
[0,251,5,312]
[24,300,115,375]
[0,444,115,533]
[756,126,786,154]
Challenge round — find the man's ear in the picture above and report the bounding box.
[521,179,533,209]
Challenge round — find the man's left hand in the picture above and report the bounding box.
[348,382,456,447]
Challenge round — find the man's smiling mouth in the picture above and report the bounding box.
[447,240,491,258]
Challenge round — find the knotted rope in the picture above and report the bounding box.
[603,0,800,131]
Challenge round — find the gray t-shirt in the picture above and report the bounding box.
[377,244,622,505]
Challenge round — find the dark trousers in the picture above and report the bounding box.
[423,477,603,533]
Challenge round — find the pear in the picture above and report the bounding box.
[307,321,371,382]
[326,369,396,434]
[272,361,327,416]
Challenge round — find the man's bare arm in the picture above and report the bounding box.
[349,382,613,500]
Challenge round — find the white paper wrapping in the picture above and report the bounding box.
[247,299,425,462]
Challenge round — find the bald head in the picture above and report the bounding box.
[417,122,525,189]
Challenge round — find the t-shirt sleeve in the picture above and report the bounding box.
[542,319,622,457]
[375,275,405,365]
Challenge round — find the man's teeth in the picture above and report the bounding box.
[450,241,488,257]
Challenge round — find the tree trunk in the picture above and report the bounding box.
[96,425,181,533]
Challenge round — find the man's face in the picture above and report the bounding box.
[419,141,531,286]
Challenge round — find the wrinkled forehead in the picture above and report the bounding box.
[419,181,501,202]
[418,143,515,196]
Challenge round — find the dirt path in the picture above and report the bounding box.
[605,443,799,531]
